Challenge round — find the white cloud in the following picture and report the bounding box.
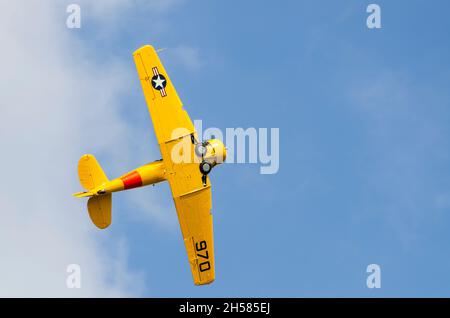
[0,1,179,297]
[165,45,204,72]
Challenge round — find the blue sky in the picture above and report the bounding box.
[77,0,450,297]
[6,1,448,296]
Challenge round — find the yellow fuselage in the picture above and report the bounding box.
[94,160,166,195]
[90,138,226,197]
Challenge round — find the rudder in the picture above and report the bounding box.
[78,154,109,190]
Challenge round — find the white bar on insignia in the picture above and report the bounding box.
[152,67,158,76]
[161,89,166,97]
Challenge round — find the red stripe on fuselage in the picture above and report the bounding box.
[121,171,143,190]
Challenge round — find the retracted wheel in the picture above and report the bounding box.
[195,142,208,157]
[199,161,212,175]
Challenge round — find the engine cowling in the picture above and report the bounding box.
[203,139,227,165]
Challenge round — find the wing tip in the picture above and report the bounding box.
[194,278,215,286]
[133,44,155,56]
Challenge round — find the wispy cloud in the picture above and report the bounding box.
[165,45,205,72]
[0,1,181,296]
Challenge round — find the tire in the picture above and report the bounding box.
[195,142,208,157]
[199,161,212,175]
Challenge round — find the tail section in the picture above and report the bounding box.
[73,191,94,198]
[77,154,109,191]
[87,194,112,229]
[75,154,112,229]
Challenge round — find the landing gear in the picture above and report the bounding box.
[199,161,212,175]
[199,161,213,187]
[195,142,208,158]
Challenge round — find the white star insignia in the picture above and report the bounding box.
[152,75,166,89]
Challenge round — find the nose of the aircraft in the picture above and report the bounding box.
[206,139,227,164]
[214,139,227,163]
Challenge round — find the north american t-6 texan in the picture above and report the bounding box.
[73,45,226,285]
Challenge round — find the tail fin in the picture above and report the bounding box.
[87,194,112,229]
[75,154,112,229]
[77,154,109,191]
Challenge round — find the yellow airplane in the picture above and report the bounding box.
[73,45,226,285]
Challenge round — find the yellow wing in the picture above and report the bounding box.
[133,45,215,285]
[133,45,195,143]
[173,187,215,285]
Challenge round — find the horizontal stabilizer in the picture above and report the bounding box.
[87,194,112,229]
[73,191,93,198]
